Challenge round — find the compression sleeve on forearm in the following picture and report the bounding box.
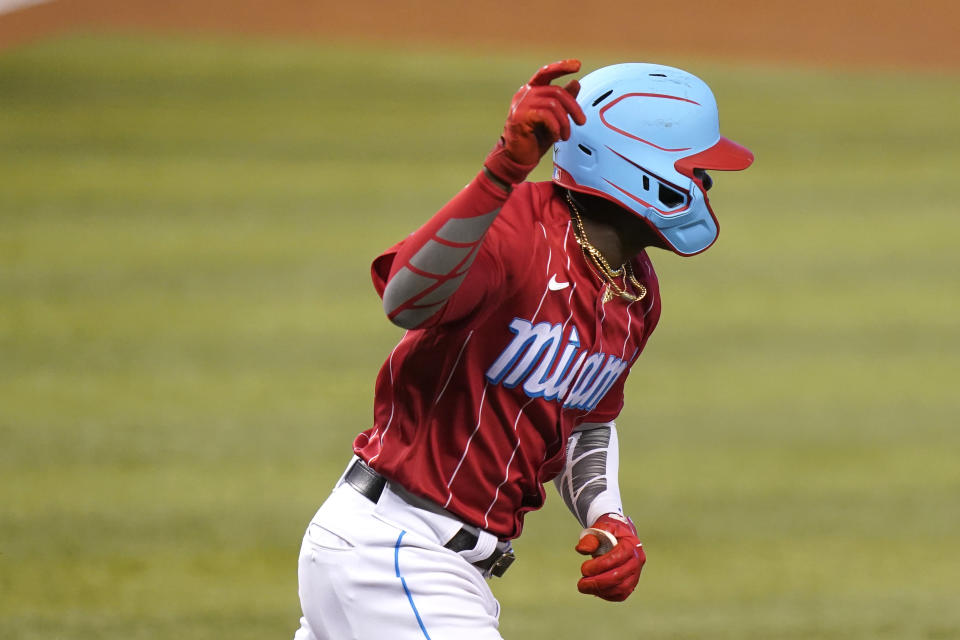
[380,169,512,329]
[554,421,625,528]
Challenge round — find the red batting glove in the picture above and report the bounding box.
[483,59,587,188]
[575,513,645,602]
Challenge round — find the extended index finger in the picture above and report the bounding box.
[529,59,582,86]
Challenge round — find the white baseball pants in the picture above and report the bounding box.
[293,461,505,640]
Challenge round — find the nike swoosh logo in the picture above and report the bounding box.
[548,274,570,291]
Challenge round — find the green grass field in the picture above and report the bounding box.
[2,34,958,639]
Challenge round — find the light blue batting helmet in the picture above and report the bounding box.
[553,63,754,256]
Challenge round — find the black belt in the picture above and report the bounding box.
[344,458,515,578]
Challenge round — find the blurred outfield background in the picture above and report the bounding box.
[1,1,958,639]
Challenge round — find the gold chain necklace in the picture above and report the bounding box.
[565,192,647,304]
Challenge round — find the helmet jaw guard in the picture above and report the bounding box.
[553,63,754,256]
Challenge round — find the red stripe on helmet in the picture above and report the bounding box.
[599,93,700,152]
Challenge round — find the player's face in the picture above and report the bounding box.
[693,168,713,191]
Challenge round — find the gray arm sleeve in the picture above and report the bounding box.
[553,421,624,528]
[381,209,499,329]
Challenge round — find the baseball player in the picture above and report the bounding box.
[293,59,753,640]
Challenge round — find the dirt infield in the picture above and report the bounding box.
[1,0,958,70]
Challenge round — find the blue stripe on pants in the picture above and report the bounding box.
[394,530,432,640]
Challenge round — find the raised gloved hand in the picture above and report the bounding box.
[484,59,587,189]
[575,513,645,602]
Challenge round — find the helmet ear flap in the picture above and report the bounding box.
[656,182,687,209]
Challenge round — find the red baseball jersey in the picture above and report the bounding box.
[354,181,661,540]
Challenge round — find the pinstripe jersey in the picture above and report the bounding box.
[354,181,661,540]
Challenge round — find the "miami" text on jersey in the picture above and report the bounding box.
[484,317,630,411]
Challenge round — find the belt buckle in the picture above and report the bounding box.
[488,551,515,578]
